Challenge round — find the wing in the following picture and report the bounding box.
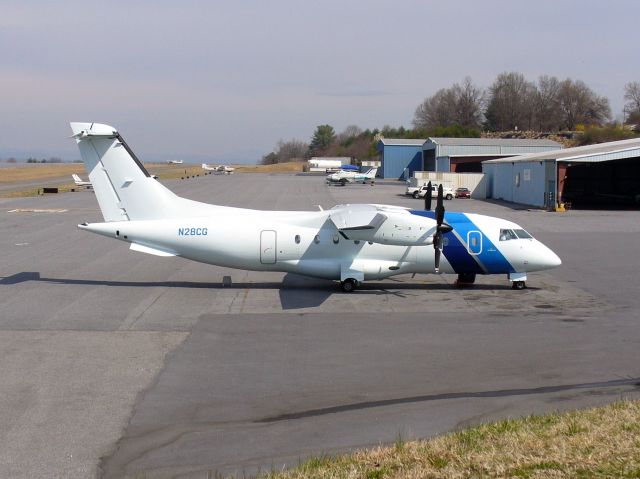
[328,205,387,231]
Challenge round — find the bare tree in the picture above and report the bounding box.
[533,75,563,131]
[413,77,484,130]
[558,79,611,130]
[624,81,640,123]
[452,77,485,130]
[484,72,537,131]
[275,139,308,162]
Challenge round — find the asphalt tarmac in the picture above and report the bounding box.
[1,173,639,478]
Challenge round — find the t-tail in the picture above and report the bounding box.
[70,122,215,222]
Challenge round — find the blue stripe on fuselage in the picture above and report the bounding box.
[410,210,515,274]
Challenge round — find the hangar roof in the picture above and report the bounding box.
[484,138,640,164]
[427,137,561,147]
[378,138,426,146]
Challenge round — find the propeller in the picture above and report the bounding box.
[424,181,432,211]
[433,184,453,273]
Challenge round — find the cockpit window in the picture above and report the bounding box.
[499,229,518,241]
[513,229,533,239]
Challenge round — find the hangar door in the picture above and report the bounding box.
[561,158,640,208]
[260,230,277,264]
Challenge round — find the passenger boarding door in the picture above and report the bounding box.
[260,230,277,264]
[467,231,482,255]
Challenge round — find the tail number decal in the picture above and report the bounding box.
[178,227,208,236]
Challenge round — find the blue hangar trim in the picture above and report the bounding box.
[409,210,515,274]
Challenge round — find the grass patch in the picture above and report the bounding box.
[255,400,640,479]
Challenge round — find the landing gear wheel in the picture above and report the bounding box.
[341,278,358,292]
[340,178,347,186]
[455,273,476,288]
[512,280,526,290]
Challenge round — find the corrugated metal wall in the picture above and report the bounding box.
[379,145,423,179]
[484,161,549,207]
[435,144,560,157]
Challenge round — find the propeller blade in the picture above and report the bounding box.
[434,244,441,273]
[435,184,445,226]
[425,181,432,211]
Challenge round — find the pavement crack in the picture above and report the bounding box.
[256,376,640,423]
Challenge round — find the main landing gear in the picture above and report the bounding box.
[455,272,476,288]
[512,280,526,290]
[340,278,359,292]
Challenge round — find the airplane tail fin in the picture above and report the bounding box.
[367,168,378,178]
[70,122,179,222]
[72,174,82,183]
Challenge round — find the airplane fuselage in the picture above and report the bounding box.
[80,207,560,281]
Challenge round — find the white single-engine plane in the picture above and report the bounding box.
[327,167,377,186]
[71,122,561,292]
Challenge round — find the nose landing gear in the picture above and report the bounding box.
[508,272,527,290]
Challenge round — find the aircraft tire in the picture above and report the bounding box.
[341,278,358,292]
[512,280,526,290]
[340,179,347,186]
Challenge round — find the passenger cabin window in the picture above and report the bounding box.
[295,234,301,244]
[513,229,533,239]
[499,229,518,241]
[314,235,320,244]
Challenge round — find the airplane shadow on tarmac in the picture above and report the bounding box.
[1,271,528,310]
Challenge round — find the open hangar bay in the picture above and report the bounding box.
[1,173,640,478]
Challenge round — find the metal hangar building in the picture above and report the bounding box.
[423,138,562,173]
[483,138,640,209]
[376,139,426,179]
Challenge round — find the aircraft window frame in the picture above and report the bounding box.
[499,229,518,241]
[332,234,340,244]
[295,234,301,244]
[513,229,533,239]
[314,235,320,244]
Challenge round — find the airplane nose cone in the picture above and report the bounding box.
[523,241,561,271]
[538,243,562,270]
[547,250,562,268]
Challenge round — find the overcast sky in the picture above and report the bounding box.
[1,0,639,163]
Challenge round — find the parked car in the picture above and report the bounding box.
[455,187,471,199]
[406,183,454,200]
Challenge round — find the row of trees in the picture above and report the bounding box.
[413,73,616,132]
[262,74,640,164]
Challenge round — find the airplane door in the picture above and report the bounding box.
[467,231,482,255]
[260,230,277,264]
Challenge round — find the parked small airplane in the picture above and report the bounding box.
[202,163,235,174]
[167,160,183,164]
[72,173,92,188]
[327,167,378,186]
[70,122,561,292]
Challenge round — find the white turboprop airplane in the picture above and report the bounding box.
[70,122,561,292]
[202,163,235,174]
[72,173,92,188]
[327,167,378,186]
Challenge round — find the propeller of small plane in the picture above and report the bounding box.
[424,181,432,211]
[426,183,453,273]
